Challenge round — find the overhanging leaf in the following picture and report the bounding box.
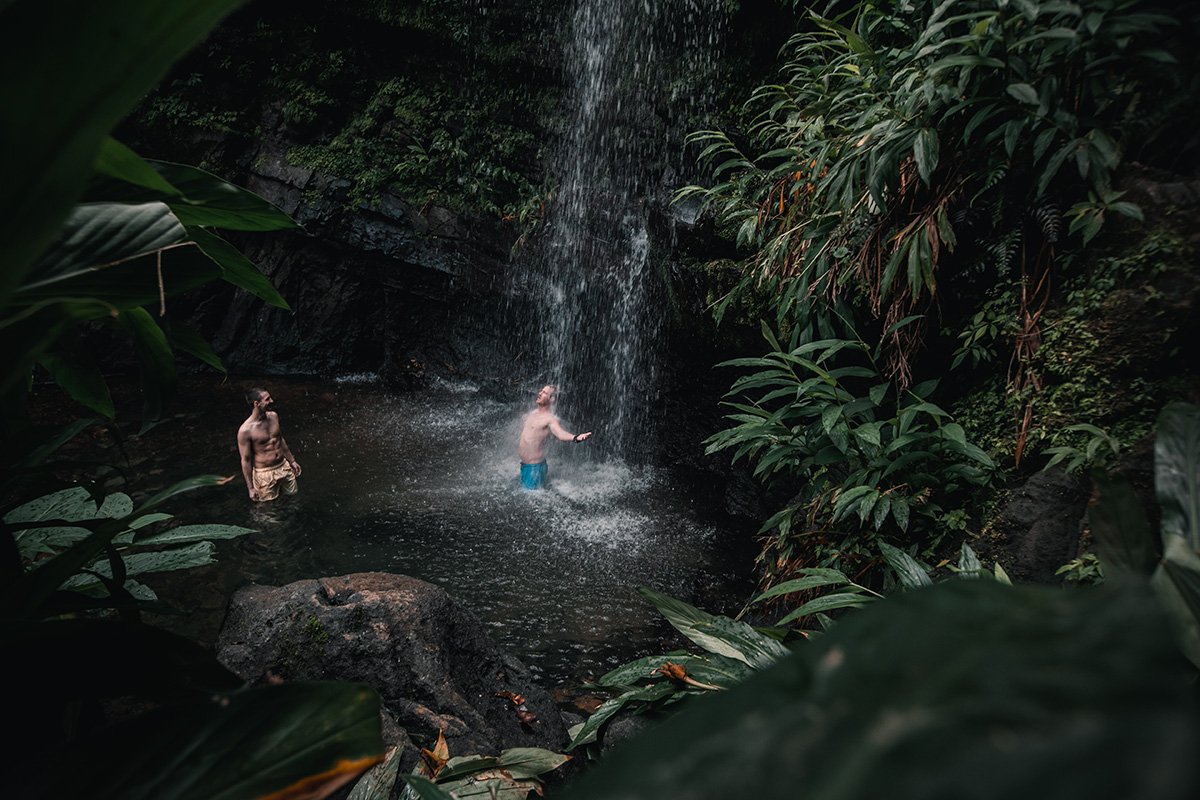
[188,227,290,309]
[153,161,298,231]
[117,307,177,429]
[20,202,188,293]
[93,138,180,196]
[559,581,1197,800]
[34,681,383,800]
[1150,535,1200,670]
[1155,402,1200,550]
[1090,474,1158,576]
[0,0,247,305]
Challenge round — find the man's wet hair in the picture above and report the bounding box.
[246,387,267,407]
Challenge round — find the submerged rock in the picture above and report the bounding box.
[216,572,568,758]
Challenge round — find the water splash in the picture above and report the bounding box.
[512,0,728,461]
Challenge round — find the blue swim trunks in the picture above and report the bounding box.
[520,461,548,490]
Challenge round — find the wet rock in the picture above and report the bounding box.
[216,572,569,757]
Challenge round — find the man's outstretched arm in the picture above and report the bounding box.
[549,417,592,443]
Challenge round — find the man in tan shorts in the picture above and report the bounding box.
[237,387,302,502]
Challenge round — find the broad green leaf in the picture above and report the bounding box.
[1006,83,1039,105]
[188,227,290,309]
[1090,475,1157,576]
[37,347,115,418]
[880,542,933,589]
[869,382,889,406]
[3,475,225,619]
[568,682,674,750]
[19,202,188,293]
[559,581,1195,800]
[133,524,255,547]
[913,129,939,184]
[639,588,789,669]
[494,748,572,779]
[163,318,226,373]
[941,423,967,446]
[0,0,247,305]
[117,307,177,430]
[13,525,91,559]
[348,744,403,800]
[437,773,542,800]
[4,487,128,525]
[598,652,750,689]
[34,681,383,800]
[398,774,457,800]
[92,160,298,232]
[752,574,852,604]
[66,542,218,588]
[14,418,99,469]
[1155,402,1200,550]
[776,592,873,626]
[93,139,180,196]
[1150,536,1200,669]
[957,544,983,578]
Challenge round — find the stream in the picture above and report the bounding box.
[104,375,756,686]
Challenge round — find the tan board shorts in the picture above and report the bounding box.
[253,461,298,501]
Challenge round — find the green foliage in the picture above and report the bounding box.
[1056,552,1106,584]
[1,3,383,796]
[0,0,247,309]
[1042,423,1121,473]
[2,140,294,433]
[953,226,1190,462]
[680,0,1187,353]
[1093,402,1200,668]
[131,1,560,218]
[706,320,993,573]
[567,589,783,752]
[5,486,254,604]
[392,734,570,800]
[285,75,545,215]
[561,580,1197,799]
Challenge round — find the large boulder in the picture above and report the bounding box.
[986,468,1089,584]
[216,572,568,757]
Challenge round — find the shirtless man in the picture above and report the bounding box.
[517,384,592,490]
[237,387,302,502]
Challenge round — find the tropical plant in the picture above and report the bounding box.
[5,484,254,611]
[1,138,294,434]
[0,2,384,796]
[559,578,1197,800]
[385,730,570,800]
[1090,401,1200,668]
[680,0,1190,460]
[705,320,994,577]
[566,588,788,752]
[1041,422,1121,473]
[550,404,1200,799]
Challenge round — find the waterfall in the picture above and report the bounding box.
[513,0,724,461]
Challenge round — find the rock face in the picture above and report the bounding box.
[217,572,568,757]
[987,469,1090,584]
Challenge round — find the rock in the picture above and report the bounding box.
[216,572,568,757]
[986,469,1090,585]
[600,710,661,757]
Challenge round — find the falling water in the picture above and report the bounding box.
[513,0,726,460]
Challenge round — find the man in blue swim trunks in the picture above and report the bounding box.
[517,384,592,489]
